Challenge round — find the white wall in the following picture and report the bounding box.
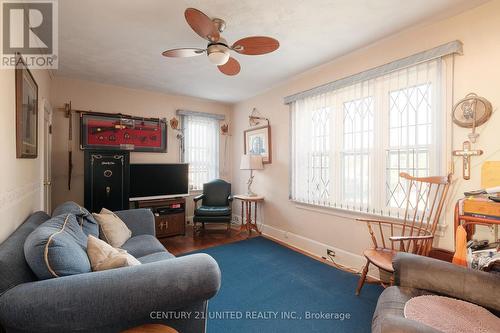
[231,0,500,275]
[50,77,232,217]
[0,68,52,243]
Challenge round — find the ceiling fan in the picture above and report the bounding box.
[162,8,280,76]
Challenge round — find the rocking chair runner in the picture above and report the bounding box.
[355,172,451,295]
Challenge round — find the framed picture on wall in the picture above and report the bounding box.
[244,125,272,164]
[80,112,167,152]
[15,54,38,158]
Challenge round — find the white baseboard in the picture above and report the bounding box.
[232,215,380,280]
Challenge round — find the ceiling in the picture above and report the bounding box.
[58,0,488,103]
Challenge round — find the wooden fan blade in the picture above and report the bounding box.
[184,8,220,42]
[231,36,279,55]
[218,57,240,76]
[162,48,205,57]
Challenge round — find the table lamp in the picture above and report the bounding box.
[240,154,264,196]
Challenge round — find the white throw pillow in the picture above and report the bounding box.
[86,235,140,271]
[92,208,132,247]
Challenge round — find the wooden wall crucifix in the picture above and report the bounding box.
[453,140,483,180]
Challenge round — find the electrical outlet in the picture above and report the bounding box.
[327,249,336,257]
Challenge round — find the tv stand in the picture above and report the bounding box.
[131,197,186,238]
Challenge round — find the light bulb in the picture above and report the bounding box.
[207,44,230,65]
[208,50,229,65]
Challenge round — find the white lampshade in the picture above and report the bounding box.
[240,154,264,170]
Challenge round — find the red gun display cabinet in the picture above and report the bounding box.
[80,112,167,152]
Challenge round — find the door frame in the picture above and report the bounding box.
[42,98,53,213]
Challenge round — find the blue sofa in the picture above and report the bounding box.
[0,208,221,333]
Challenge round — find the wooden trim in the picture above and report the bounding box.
[176,109,225,121]
[74,109,165,122]
[399,172,450,185]
[243,125,272,164]
[428,248,453,262]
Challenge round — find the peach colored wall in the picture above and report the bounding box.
[50,77,232,217]
[0,68,53,243]
[231,0,500,268]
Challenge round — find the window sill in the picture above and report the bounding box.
[291,200,448,237]
[188,190,203,196]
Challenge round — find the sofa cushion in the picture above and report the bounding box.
[137,251,175,264]
[372,286,434,333]
[0,211,50,294]
[24,214,92,280]
[87,235,140,271]
[92,208,131,247]
[195,206,231,217]
[121,234,167,258]
[52,201,99,237]
[404,295,500,333]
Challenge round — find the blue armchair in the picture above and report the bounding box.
[193,179,233,234]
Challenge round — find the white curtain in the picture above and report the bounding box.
[290,59,444,216]
[182,115,220,190]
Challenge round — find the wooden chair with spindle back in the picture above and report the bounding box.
[355,172,451,295]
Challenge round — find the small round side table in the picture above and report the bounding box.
[234,194,264,237]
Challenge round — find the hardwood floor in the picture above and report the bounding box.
[159,224,257,256]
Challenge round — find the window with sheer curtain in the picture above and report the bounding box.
[289,59,445,216]
[181,114,219,191]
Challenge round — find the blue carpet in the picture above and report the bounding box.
[192,237,383,333]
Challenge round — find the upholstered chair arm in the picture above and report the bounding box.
[0,254,221,333]
[114,208,156,237]
[193,194,205,209]
[193,194,205,202]
[380,314,442,333]
[393,253,500,312]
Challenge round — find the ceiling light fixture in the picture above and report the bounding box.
[161,8,280,76]
[207,43,230,65]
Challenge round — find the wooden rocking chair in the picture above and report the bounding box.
[355,172,451,295]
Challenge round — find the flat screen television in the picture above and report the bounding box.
[129,163,189,201]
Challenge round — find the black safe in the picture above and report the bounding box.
[84,151,130,212]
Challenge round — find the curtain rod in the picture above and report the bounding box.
[284,40,463,104]
[176,109,225,120]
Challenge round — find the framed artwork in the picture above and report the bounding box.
[80,112,167,152]
[244,125,272,164]
[16,55,38,158]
